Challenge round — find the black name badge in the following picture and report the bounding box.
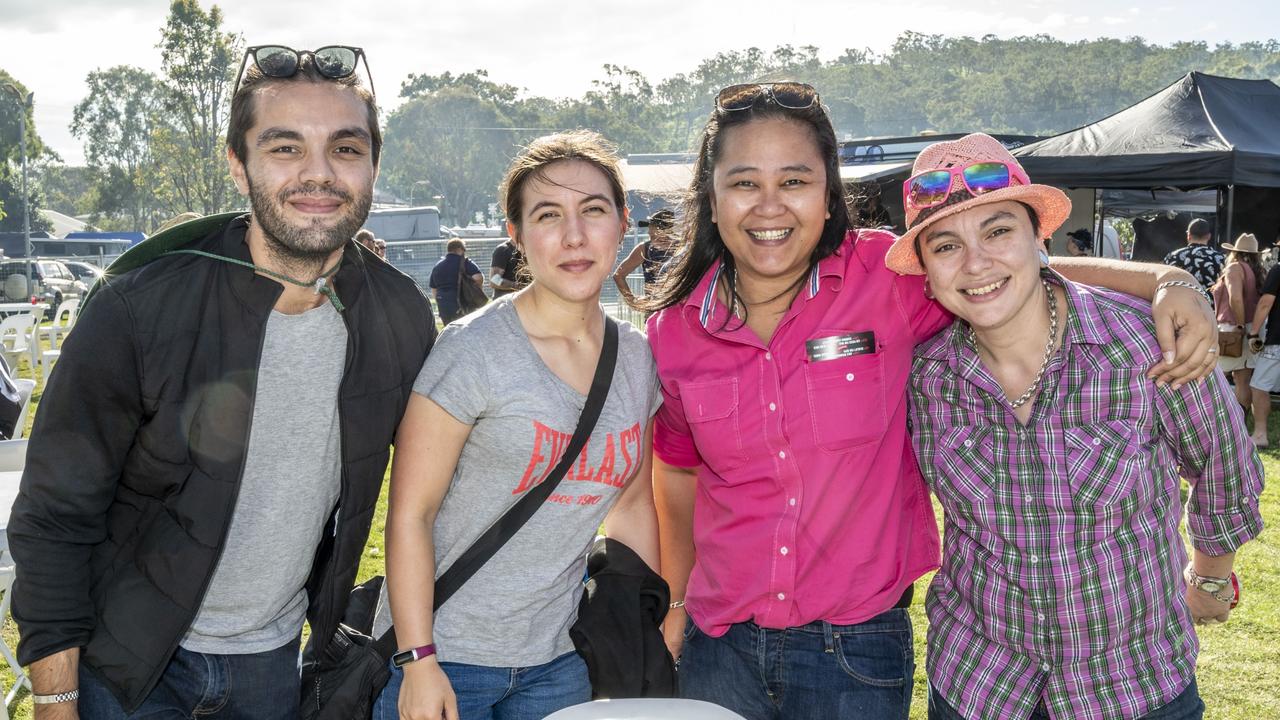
[805,331,876,362]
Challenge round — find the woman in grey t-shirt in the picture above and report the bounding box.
[375,131,662,720]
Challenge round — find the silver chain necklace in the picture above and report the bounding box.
[969,279,1059,409]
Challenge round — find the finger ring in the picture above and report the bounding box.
[1207,347,1218,353]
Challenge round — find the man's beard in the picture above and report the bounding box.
[248,176,373,273]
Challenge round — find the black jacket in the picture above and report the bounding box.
[7,216,436,710]
[570,538,677,699]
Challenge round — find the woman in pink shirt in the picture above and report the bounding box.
[642,83,1220,720]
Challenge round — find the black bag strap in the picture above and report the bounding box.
[373,315,619,656]
[455,253,467,304]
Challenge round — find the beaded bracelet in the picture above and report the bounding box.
[1156,279,1213,307]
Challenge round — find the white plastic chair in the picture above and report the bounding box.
[0,438,29,716]
[544,699,749,720]
[9,379,35,441]
[42,298,79,350]
[0,315,37,376]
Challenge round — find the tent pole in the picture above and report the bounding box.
[1223,184,1236,243]
[1093,188,1105,258]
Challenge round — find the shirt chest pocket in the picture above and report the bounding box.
[934,425,997,507]
[804,352,888,453]
[1063,420,1146,510]
[681,378,748,476]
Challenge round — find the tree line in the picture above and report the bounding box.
[3,0,1280,233]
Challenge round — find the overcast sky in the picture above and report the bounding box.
[2,0,1275,165]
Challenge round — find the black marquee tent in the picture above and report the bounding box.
[1015,71,1280,188]
[1012,72,1280,259]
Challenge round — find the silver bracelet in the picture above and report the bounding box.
[32,689,79,705]
[1156,279,1213,306]
[669,600,686,609]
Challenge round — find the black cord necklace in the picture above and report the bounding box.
[164,249,345,312]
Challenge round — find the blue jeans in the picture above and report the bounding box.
[927,677,1204,720]
[373,650,591,720]
[78,639,300,719]
[678,608,915,720]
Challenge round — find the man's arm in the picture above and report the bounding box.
[8,286,145,715]
[489,243,519,292]
[29,650,78,719]
[1053,256,1216,386]
[1251,295,1275,343]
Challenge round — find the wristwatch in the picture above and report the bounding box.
[1184,565,1240,607]
[391,643,437,668]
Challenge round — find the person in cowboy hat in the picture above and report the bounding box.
[885,133,1264,720]
[1212,232,1269,445]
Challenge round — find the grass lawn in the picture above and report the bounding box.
[2,360,1277,718]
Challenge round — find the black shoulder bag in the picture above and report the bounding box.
[457,254,489,314]
[300,317,619,720]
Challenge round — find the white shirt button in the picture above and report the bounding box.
[780,546,789,555]
[1041,662,1051,672]
[1025,494,1034,503]
[964,439,974,448]
[769,402,777,412]
[777,592,786,601]
[789,498,797,506]
[765,352,773,361]
[1091,437,1101,446]
[1037,612,1046,621]
[1030,554,1040,564]
[778,450,787,459]
[845,373,855,381]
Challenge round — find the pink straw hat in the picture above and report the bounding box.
[885,133,1072,275]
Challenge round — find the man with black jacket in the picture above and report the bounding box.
[8,47,436,718]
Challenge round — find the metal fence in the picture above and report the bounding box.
[384,231,650,328]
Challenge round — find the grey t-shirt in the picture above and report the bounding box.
[374,297,660,666]
[183,301,347,654]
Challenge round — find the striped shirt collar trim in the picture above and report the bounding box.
[698,263,724,328]
[694,261,824,329]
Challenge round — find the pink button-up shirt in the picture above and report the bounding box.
[648,230,951,636]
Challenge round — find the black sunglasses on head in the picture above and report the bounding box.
[715,82,820,112]
[233,45,374,99]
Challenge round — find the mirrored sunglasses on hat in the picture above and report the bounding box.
[715,82,820,112]
[903,161,1020,212]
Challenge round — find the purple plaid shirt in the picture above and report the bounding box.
[909,274,1264,720]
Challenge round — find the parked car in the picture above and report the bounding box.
[0,259,88,308]
[62,260,106,287]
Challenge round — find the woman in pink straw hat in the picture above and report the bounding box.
[887,133,1264,720]
[642,83,1220,720]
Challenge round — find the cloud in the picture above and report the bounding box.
[2,0,161,34]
